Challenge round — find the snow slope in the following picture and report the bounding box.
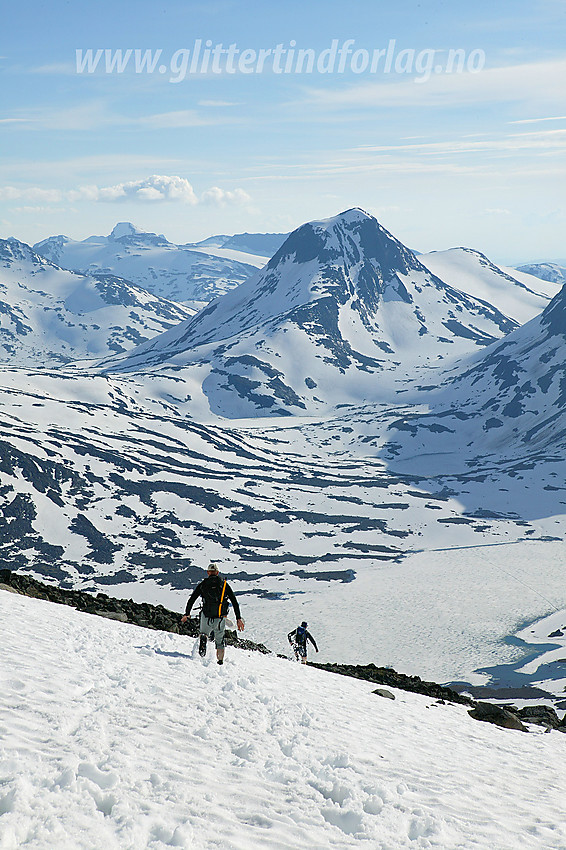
[33,223,258,304]
[2,588,566,850]
[0,240,195,366]
[419,247,558,324]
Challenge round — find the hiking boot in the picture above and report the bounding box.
[198,634,207,657]
[217,659,223,665]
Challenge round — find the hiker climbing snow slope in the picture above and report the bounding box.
[181,563,244,664]
[288,621,318,664]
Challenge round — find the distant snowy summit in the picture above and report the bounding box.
[515,261,566,287]
[33,223,261,304]
[102,208,534,416]
[0,238,195,366]
[189,230,288,258]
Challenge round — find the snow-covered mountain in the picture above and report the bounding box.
[33,223,258,305]
[0,238,195,366]
[188,230,288,265]
[190,230,288,255]
[515,261,566,286]
[103,208,520,417]
[419,247,558,324]
[377,279,566,472]
[2,207,566,701]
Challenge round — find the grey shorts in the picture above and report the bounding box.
[200,612,226,648]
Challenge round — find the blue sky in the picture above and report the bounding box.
[1,0,565,262]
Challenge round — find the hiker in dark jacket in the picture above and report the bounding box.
[181,563,244,665]
[288,621,318,664]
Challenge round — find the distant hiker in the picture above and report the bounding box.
[181,563,244,665]
[288,621,318,664]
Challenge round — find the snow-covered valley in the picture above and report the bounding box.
[2,207,566,715]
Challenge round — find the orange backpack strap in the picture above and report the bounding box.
[218,580,227,618]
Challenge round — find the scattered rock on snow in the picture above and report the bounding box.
[468,703,527,732]
[517,705,562,729]
[372,688,395,700]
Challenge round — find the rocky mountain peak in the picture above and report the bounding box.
[268,208,421,280]
[0,237,50,266]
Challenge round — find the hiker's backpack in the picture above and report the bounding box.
[201,575,229,619]
[296,625,306,645]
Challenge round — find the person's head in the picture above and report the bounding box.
[207,562,219,575]
[301,621,307,628]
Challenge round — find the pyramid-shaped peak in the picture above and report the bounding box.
[267,207,420,277]
[316,206,373,226]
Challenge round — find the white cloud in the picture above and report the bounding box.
[13,205,66,214]
[301,59,566,111]
[139,110,211,129]
[0,186,63,203]
[0,175,251,207]
[89,175,199,204]
[30,63,77,76]
[485,208,512,215]
[509,115,566,124]
[1,103,227,132]
[198,100,242,107]
[201,186,252,206]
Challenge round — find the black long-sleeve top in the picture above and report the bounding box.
[185,575,241,619]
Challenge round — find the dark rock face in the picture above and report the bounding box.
[267,211,421,283]
[540,283,566,338]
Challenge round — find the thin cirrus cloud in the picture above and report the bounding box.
[300,59,566,111]
[0,176,251,206]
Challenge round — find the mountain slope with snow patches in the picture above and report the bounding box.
[0,239,195,366]
[33,223,258,305]
[376,279,566,475]
[2,589,566,850]
[1,353,566,690]
[102,209,520,417]
[419,247,558,324]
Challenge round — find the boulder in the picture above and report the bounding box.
[468,702,527,732]
[96,610,129,623]
[517,706,561,730]
[372,688,395,700]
